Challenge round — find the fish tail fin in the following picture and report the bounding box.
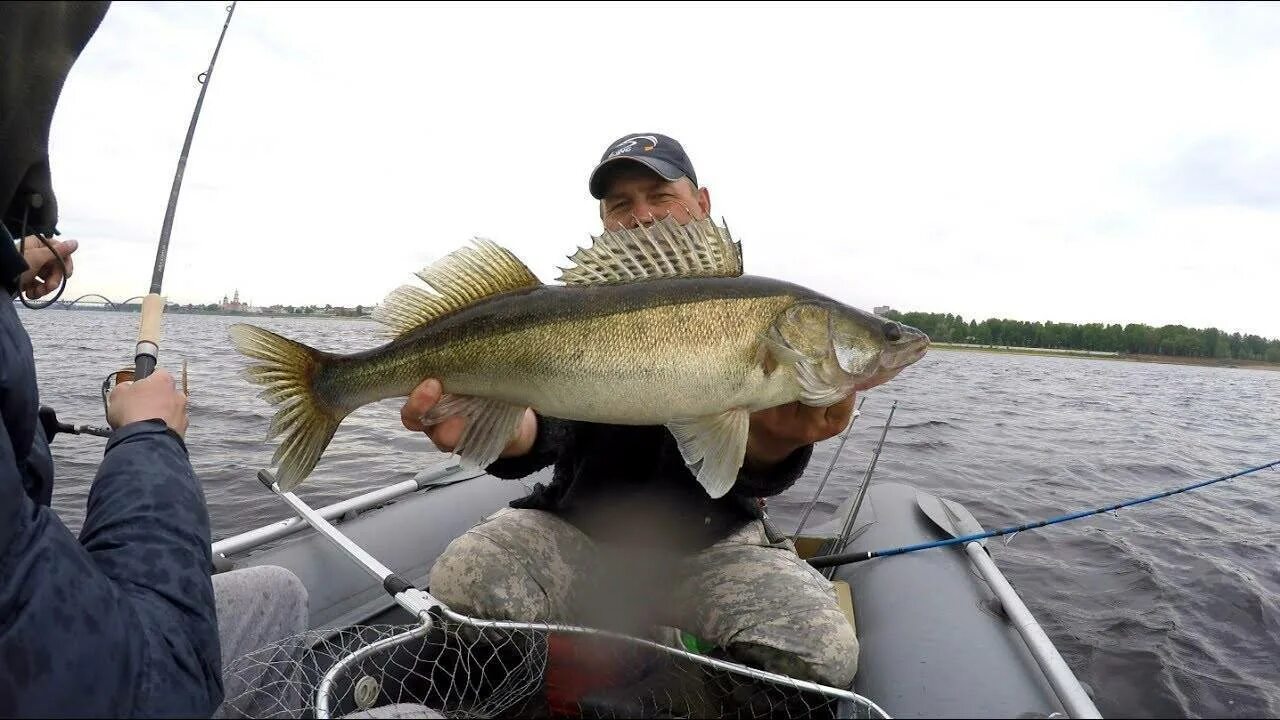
[229,323,346,491]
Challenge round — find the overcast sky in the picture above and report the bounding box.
[46,1,1280,337]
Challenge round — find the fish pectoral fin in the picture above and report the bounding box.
[426,394,527,470]
[760,329,853,407]
[666,408,751,499]
[421,393,482,426]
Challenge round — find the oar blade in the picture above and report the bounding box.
[916,491,986,543]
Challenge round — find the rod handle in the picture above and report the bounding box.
[134,294,164,380]
[38,405,77,441]
[137,294,165,344]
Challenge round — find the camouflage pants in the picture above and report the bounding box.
[428,507,858,688]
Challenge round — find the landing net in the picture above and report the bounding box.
[221,608,889,719]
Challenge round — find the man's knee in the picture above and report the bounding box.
[213,565,311,719]
[428,524,552,621]
[213,564,309,625]
[254,564,308,604]
[682,527,859,686]
[728,606,859,688]
[430,508,592,622]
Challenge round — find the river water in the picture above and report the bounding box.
[19,308,1280,718]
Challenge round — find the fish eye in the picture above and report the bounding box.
[883,322,902,341]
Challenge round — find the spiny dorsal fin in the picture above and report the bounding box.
[372,238,541,336]
[556,216,742,286]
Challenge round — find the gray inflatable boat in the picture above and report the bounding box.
[211,453,1103,719]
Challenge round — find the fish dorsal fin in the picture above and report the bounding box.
[372,238,541,337]
[556,216,742,286]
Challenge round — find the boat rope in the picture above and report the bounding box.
[809,457,1280,569]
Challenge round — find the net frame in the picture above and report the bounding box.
[224,602,890,719]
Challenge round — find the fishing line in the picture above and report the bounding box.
[809,458,1280,569]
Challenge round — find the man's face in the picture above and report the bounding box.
[598,165,711,230]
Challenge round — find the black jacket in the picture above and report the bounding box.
[0,259,223,716]
[488,414,812,552]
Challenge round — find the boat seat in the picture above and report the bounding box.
[790,535,830,560]
[833,580,857,635]
[789,536,858,635]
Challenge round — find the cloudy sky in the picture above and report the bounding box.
[47,1,1280,337]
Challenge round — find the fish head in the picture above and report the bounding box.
[830,305,930,390]
[770,300,929,394]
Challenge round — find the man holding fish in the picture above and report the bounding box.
[233,128,926,689]
[392,133,898,688]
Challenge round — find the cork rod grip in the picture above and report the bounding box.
[134,294,165,380]
[137,294,165,344]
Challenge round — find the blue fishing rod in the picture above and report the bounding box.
[808,458,1280,569]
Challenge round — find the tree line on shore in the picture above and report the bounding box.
[168,303,368,317]
[882,311,1280,363]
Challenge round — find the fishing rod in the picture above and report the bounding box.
[792,395,865,537]
[44,4,236,441]
[819,401,896,579]
[127,1,237,384]
[808,458,1280,569]
[835,400,896,543]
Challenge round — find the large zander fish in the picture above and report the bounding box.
[230,216,929,496]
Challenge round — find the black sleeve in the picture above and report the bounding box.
[0,419,222,717]
[731,443,814,498]
[484,413,573,480]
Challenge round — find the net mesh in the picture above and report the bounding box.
[221,610,889,719]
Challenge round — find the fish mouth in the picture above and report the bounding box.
[882,329,930,369]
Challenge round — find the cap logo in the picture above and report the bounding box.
[607,135,658,159]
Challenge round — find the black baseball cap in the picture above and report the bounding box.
[588,133,698,199]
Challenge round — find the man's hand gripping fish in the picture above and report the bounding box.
[230,217,930,496]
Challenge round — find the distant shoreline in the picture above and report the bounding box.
[931,342,1280,371]
[21,305,375,321]
[165,310,376,320]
